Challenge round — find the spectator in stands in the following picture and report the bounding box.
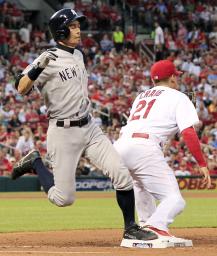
[0,148,12,176]
[208,96,217,114]
[189,59,201,77]
[0,104,14,126]
[8,113,22,132]
[34,125,46,142]
[15,127,34,157]
[175,0,185,13]
[10,3,24,28]
[62,0,75,9]
[154,21,164,60]
[7,32,18,48]
[24,105,40,130]
[165,33,177,52]
[0,124,8,142]
[0,2,10,26]
[198,78,212,97]
[0,22,8,56]
[82,33,98,49]
[31,25,45,41]
[0,61,5,80]
[208,134,217,148]
[4,74,16,96]
[112,26,124,53]
[82,33,98,59]
[156,0,168,14]
[177,22,187,43]
[100,34,113,53]
[19,23,30,44]
[209,26,217,41]
[18,106,27,124]
[125,25,136,51]
[26,47,38,64]
[210,122,217,138]
[197,101,210,122]
[5,131,18,149]
[174,160,191,176]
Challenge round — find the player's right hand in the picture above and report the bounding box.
[199,166,211,188]
[36,49,58,68]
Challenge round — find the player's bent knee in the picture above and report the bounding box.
[48,187,75,207]
[59,194,75,207]
[49,193,75,207]
[178,196,186,211]
[112,164,133,191]
[174,195,186,212]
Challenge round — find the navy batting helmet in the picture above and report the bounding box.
[48,8,86,41]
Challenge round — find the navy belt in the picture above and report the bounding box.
[56,115,90,127]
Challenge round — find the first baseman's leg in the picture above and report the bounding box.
[133,179,156,226]
[46,124,84,207]
[85,123,136,229]
[129,144,186,231]
[142,173,185,230]
[132,170,185,231]
[115,138,185,231]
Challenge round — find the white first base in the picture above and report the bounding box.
[120,238,193,248]
[169,237,193,247]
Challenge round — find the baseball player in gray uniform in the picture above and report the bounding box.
[11,8,157,247]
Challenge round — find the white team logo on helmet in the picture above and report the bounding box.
[70,9,77,15]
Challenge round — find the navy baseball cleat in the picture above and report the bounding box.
[11,149,41,180]
[121,224,158,248]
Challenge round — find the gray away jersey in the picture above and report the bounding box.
[23,48,91,120]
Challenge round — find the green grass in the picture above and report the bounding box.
[0,198,121,232]
[172,198,217,228]
[0,191,216,233]
[182,189,217,194]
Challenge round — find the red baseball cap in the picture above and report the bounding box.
[150,60,182,81]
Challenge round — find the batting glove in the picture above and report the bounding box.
[36,49,58,68]
[28,49,58,81]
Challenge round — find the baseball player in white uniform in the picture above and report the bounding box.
[114,59,211,247]
[11,8,158,247]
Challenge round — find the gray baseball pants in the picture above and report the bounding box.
[47,118,133,207]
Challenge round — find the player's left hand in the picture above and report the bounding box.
[199,166,211,188]
[36,49,58,69]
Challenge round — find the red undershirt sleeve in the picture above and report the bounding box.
[181,127,207,167]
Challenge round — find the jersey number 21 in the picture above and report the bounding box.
[130,99,156,121]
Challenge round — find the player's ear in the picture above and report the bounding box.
[169,75,177,89]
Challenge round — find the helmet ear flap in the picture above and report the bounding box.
[55,26,70,40]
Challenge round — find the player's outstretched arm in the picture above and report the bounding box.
[15,49,58,95]
[181,126,211,188]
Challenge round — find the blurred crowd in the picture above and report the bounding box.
[0,0,216,178]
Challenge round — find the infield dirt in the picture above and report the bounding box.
[0,227,216,256]
[0,191,216,256]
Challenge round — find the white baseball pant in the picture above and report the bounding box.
[114,135,185,231]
